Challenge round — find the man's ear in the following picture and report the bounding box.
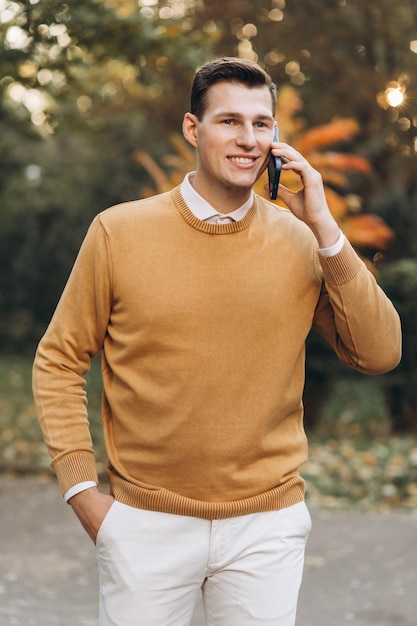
[182,112,198,147]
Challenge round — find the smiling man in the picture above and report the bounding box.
[184,81,276,208]
[33,57,401,626]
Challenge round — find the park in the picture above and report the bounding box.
[1,1,417,624]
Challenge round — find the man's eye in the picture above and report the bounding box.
[222,119,234,125]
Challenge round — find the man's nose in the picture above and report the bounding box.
[236,123,256,147]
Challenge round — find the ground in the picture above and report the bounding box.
[1,474,416,626]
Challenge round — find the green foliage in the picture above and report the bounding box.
[0,354,105,472]
[316,378,391,439]
[0,355,47,469]
[1,0,417,432]
[200,0,417,258]
[303,434,417,511]
[0,0,217,351]
[0,127,146,351]
[302,378,417,510]
[378,258,417,433]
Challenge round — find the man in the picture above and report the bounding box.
[33,57,401,626]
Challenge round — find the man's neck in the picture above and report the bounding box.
[190,173,252,214]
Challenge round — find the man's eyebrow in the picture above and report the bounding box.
[213,111,274,122]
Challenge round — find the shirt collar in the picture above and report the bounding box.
[180,172,254,222]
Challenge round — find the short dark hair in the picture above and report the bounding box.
[190,57,277,119]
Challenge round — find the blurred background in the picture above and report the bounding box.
[1,0,417,511]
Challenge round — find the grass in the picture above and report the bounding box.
[0,354,105,472]
[1,355,416,512]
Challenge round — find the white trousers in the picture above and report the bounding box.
[96,501,311,626]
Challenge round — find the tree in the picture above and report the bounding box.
[1,0,415,432]
[0,0,218,351]
[379,259,417,433]
[190,0,417,261]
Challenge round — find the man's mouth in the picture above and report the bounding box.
[228,156,257,164]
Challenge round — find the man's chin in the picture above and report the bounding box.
[226,172,260,190]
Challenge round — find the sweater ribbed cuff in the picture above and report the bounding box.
[52,450,99,496]
[319,238,363,285]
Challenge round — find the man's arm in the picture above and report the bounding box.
[313,238,401,374]
[274,144,401,373]
[33,216,112,500]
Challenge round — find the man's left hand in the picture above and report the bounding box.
[270,144,341,249]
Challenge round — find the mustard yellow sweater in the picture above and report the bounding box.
[33,187,401,518]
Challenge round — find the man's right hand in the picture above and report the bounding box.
[68,486,115,544]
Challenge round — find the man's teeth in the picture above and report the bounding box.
[230,157,254,164]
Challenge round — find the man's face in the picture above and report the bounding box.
[183,80,275,203]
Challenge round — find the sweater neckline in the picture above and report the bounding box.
[171,186,257,235]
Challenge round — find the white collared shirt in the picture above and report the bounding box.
[180,172,344,254]
[180,172,254,223]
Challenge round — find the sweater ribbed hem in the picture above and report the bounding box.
[109,472,305,520]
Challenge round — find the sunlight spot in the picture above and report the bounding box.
[49,23,67,37]
[159,6,173,18]
[25,164,42,183]
[19,61,37,79]
[265,50,285,65]
[385,87,404,108]
[202,20,217,33]
[37,69,53,86]
[0,1,20,24]
[269,9,284,21]
[24,88,46,113]
[77,95,92,112]
[31,111,46,126]
[7,82,26,102]
[285,61,300,76]
[238,39,253,57]
[5,25,30,49]
[171,3,183,17]
[291,72,306,86]
[241,23,257,38]
[398,117,411,131]
[140,7,154,18]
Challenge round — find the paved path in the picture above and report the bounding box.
[1,475,416,626]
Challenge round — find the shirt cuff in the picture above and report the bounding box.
[64,481,98,503]
[318,231,345,257]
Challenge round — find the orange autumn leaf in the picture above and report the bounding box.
[167,133,195,166]
[311,166,349,188]
[324,187,349,221]
[133,150,172,193]
[293,118,361,153]
[310,152,372,175]
[342,214,395,250]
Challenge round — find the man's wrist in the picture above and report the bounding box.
[310,218,341,249]
[318,231,345,257]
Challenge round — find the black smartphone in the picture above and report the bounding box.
[268,125,281,200]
